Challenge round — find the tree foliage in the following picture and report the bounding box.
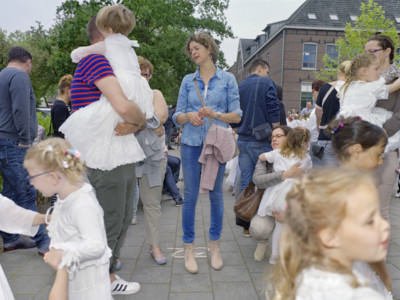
[0,0,233,105]
[319,0,399,80]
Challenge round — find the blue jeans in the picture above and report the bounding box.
[0,139,49,247]
[163,155,182,200]
[181,144,226,243]
[238,139,271,193]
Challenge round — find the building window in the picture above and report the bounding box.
[300,82,313,108]
[326,44,339,68]
[307,13,317,19]
[302,43,317,69]
[350,15,358,21]
[396,17,400,23]
[329,14,338,20]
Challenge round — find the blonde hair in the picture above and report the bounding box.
[138,56,154,74]
[337,60,351,76]
[185,32,219,65]
[280,127,310,159]
[24,138,85,185]
[57,74,72,95]
[342,53,376,95]
[272,168,374,300]
[96,5,135,36]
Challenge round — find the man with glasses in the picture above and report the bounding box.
[0,47,50,255]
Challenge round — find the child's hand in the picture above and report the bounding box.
[44,248,64,270]
[272,210,285,223]
[258,153,267,162]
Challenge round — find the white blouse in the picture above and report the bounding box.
[296,266,388,300]
[47,183,111,277]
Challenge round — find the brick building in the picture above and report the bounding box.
[229,0,400,111]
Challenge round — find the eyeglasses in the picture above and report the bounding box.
[141,73,152,79]
[271,134,285,139]
[366,48,383,54]
[27,171,51,181]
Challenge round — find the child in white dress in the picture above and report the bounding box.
[337,53,400,152]
[61,5,157,170]
[258,127,312,264]
[272,168,391,300]
[24,138,118,300]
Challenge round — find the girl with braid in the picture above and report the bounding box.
[258,127,312,264]
[24,138,115,300]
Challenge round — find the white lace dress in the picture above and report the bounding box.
[47,183,112,300]
[61,33,154,170]
[0,195,41,300]
[296,264,391,300]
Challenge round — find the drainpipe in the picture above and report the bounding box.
[280,29,286,87]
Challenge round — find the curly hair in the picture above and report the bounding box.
[57,74,72,95]
[185,32,219,65]
[24,138,85,185]
[280,127,310,159]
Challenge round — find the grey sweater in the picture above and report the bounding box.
[0,67,37,144]
[252,160,283,189]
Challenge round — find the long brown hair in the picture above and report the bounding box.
[280,127,310,159]
[272,168,374,300]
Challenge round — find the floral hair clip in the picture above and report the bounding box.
[332,122,344,134]
[64,149,81,159]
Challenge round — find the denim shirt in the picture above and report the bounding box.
[173,68,242,146]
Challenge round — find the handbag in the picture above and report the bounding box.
[251,78,272,141]
[193,78,238,159]
[234,181,264,222]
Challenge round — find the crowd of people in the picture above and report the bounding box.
[0,3,399,300]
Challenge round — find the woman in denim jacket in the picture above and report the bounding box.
[173,32,242,274]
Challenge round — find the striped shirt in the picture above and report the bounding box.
[71,54,114,111]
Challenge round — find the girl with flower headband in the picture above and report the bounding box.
[336,53,400,152]
[23,138,115,299]
[258,127,312,264]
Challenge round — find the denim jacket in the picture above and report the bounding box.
[173,68,242,146]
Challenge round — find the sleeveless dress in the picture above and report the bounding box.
[61,34,153,170]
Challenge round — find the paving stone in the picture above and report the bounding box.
[170,273,211,293]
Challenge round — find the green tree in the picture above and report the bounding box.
[319,0,399,80]
[51,0,233,104]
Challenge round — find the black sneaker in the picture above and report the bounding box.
[175,198,183,206]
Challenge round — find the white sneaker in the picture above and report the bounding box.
[131,216,137,225]
[111,275,140,295]
[395,191,400,198]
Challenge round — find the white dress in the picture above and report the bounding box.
[257,150,312,217]
[296,265,389,300]
[61,33,153,170]
[336,78,400,152]
[47,183,112,300]
[0,195,40,300]
[336,78,391,127]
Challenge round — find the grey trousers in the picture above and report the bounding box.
[87,163,136,273]
[374,150,398,222]
[249,214,275,242]
[138,158,167,246]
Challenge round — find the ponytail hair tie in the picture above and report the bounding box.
[332,122,345,134]
[64,149,81,159]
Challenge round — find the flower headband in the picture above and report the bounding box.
[62,149,81,169]
[331,117,362,134]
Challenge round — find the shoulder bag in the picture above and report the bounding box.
[234,181,264,222]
